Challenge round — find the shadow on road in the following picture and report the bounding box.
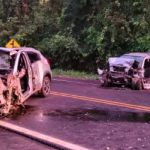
[4,103,150,124]
[43,108,150,123]
[7,105,36,120]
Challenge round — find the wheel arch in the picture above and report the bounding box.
[43,72,52,81]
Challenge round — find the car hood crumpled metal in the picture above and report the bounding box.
[109,57,135,69]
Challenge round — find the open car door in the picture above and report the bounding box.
[26,51,42,91]
[13,51,33,100]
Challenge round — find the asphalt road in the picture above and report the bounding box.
[1,76,150,150]
[0,128,56,150]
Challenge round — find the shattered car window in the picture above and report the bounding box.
[120,55,143,67]
[0,50,16,69]
[0,51,11,69]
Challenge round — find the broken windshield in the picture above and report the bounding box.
[0,51,11,69]
[120,55,143,67]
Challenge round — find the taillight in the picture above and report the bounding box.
[47,59,50,64]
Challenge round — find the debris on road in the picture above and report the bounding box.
[0,73,24,115]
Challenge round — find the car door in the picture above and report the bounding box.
[13,51,33,98]
[26,51,42,91]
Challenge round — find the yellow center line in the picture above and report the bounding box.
[51,91,150,112]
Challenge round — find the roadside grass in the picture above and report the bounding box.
[52,69,98,80]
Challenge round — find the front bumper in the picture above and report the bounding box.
[108,72,129,85]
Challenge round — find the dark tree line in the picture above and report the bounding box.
[0,0,150,72]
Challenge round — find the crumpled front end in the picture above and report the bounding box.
[98,57,141,86]
[0,74,24,115]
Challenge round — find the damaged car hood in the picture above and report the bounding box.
[109,57,135,72]
[97,57,135,75]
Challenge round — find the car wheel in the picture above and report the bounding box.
[131,79,142,90]
[103,78,109,87]
[40,76,51,97]
[131,79,136,90]
[135,79,143,90]
[100,78,109,87]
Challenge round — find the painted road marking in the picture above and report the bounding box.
[51,91,150,112]
[0,121,89,150]
[53,79,99,86]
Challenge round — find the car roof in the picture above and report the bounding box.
[123,52,150,57]
[0,47,40,53]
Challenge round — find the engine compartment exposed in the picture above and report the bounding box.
[97,53,150,90]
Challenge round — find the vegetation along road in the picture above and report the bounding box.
[1,1,150,72]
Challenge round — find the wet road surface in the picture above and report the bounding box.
[1,76,150,150]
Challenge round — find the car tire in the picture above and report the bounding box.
[131,79,136,90]
[135,79,142,90]
[100,78,109,87]
[40,76,51,97]
[131,79,142,90]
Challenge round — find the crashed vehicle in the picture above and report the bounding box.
[98,53,150,90]
[0,47,52,115]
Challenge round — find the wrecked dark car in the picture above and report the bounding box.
[98,53,150,90]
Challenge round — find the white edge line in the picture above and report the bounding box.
[0,121,90,150]
[53,79,99,86]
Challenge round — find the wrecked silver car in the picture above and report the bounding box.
[98,53,150,90]
[0,47,52,115]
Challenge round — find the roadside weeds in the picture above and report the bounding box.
[52,69,98,80]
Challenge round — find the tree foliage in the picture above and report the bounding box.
[0,0,150,72]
